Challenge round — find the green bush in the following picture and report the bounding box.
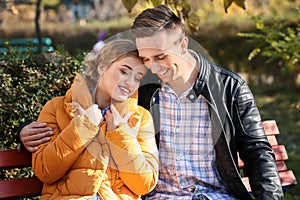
[238,18,300,88]
[0,45,85,149]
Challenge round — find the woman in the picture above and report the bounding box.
[32,39,158,199]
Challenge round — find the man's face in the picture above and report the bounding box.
[136,31,184,83]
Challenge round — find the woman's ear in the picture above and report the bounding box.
[98,66,105,76]
[180,36,188,54]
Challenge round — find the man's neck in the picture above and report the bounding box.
[167,52,199,95]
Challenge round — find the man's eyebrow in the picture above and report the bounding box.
[122,65,144,76]
[140,52,167,59]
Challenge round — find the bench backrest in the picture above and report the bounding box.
[0,148,43,199]
[0,37,54,53]
[238,120,297,192]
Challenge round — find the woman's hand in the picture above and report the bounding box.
[105,104,131,132]
[73,102,103,126]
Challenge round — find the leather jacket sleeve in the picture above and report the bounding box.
[234,82,283,199]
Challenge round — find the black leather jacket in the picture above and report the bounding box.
[138,54,283,200]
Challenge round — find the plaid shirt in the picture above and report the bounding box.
[146,84,237,200]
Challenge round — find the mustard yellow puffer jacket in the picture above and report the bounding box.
[32,73,159,200]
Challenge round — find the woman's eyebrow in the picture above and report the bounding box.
[122,65,144,76]
[122,65,133,70]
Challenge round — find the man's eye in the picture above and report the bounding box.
[157,55,167,60]
[142,58,149,62]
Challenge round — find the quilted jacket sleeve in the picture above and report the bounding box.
[106,106,159,195]
[32,97,99,184]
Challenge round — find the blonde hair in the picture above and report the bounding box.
[84,39,140,87]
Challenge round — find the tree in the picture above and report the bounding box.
[238,18,300,88]
[121,0,246,31]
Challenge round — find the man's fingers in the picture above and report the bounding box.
[28,136,51,147]
[25,130,53,141]
[23,134,52,152]
[28,121,48,128]
[26,146,39,153]
[22,127,53,137]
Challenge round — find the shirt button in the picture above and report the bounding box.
[189,94,195,99]
[176,156,181,161]
[175,128,180,133]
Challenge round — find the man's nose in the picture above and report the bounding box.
[148,62,160,74]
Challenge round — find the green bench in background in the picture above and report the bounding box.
[0,37,54,54]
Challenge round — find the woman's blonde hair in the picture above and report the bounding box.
[84,39,140,87]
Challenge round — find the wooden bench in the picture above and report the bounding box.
[0,120,297,199]
[239,120,297,193]
[0,37,54,54]
[0,148,43,199]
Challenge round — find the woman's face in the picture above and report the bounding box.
[99,56,146,102]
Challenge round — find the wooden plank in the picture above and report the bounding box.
[262,120,280,136]
[280,170,297,188]
[276,160,288,172]
[267,135,278,146]
[0,149,32,170]
[273,145,288,161]
[0,177,43,199]
[242,170,297,192]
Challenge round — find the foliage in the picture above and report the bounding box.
[0,45,85,149]
[121,0,246,31]
[238,17,300,87]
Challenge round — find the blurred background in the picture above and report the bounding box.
[0,0,299,199]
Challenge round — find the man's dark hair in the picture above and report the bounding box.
[131,5,184,37]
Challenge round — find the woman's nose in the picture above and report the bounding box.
[125,74,134,85]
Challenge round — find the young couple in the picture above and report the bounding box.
[18,5,283,200]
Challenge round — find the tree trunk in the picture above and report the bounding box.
[35,0,42,53]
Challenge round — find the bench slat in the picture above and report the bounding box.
[242,170,297,192]
[263,120,280,136]
[0,37,54,54]
[276,160,288,172]
[273,145,288,161]
[0,38,52,46]
[238,145,288,169]
[0,149,31,170]
[0,177,43,199]
[267,135,278,146]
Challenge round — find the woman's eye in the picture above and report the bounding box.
[134,77,141,82]
[120,69,128,74]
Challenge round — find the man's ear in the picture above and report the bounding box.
[180,36,188,54]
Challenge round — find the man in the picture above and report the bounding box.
[18,5,282,200]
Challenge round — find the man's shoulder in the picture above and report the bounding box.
[208,62,245,84]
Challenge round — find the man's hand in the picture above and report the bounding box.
[20,121,54,152]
